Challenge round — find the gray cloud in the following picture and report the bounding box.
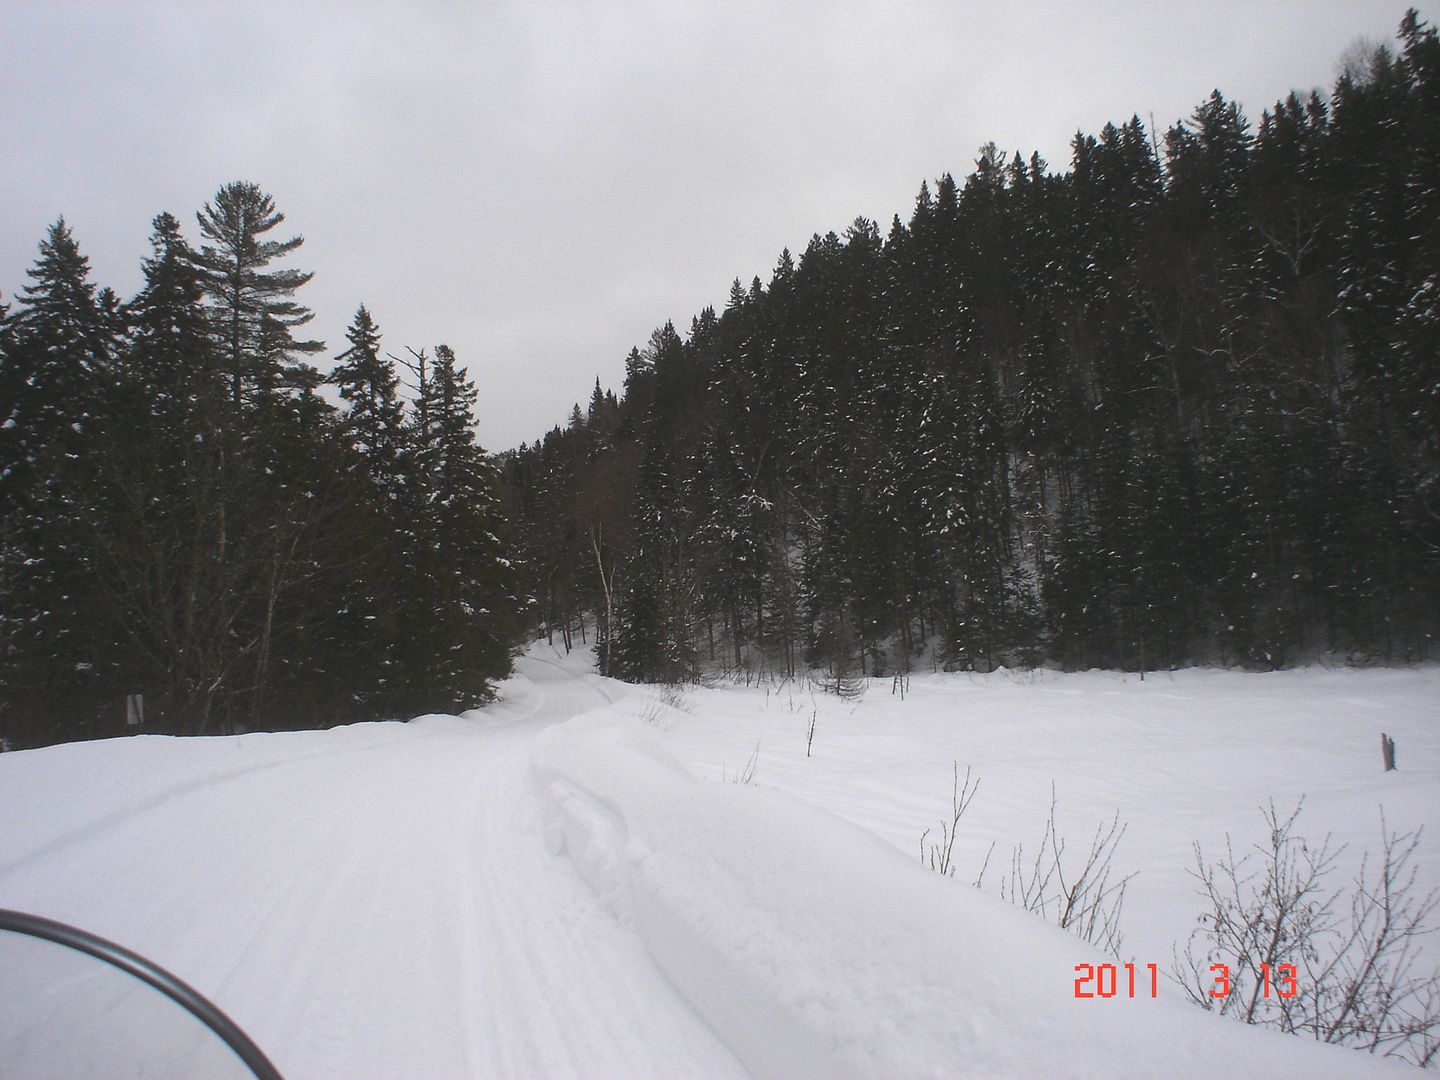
[2,0,1419,449]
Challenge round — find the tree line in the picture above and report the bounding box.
[1,183,521,749]
[4,16,1434,746]
[501,12,1439,682]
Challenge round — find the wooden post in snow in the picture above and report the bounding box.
[1381,732,1397,772]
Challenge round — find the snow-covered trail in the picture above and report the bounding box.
[0,652,750,1080]
[3,652,1428,1078]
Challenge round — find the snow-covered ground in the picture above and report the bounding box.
[1,642,1435,1078]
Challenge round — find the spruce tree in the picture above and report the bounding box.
[0,220,117,746]
[330,304,404,489]
[397,344,518,709]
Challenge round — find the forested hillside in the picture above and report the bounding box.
[4,17,1436,748]
[0,184,521,749]
[502,13,1440,682]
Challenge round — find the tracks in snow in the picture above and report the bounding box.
[0,654,748,1080]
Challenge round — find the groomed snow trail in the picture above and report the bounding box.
[3,653,1425,1078]
[0,650,751,1080]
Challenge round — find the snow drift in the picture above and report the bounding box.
[532,711,1408,1079]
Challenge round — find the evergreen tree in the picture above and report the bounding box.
[316,305,409,714]
[611,424,694,682]
[0,220,117,746]
[0,191,531,747]
[330,304,404,489]
[396,344,518,708]
[0,219,110,492]
[194,180,323,403]
[500,14,1439,678]
[79,212,232,730]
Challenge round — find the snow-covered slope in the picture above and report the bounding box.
[1,645,1434,1078]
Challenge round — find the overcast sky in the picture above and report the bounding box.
[2,1,1424,451]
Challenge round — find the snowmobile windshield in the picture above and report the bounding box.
[0,909,284,1080]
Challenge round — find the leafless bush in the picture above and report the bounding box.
[917,770,1126,949]
[638,683,693,728]
[1000,785,1133,957]
[919,763,985,879]
[1172,800,1440,1068]
[723,740,761,785]
[773,677,819,716]
[658,682,693,713]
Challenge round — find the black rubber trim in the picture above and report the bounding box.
[0,908,285,1080]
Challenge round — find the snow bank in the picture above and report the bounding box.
[533,712,1409,1080]
[2,652,1428,1078]
[654,664,1440,994]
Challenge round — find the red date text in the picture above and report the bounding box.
[1073,962,1159,999]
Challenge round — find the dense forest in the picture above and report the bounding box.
[3,15,1436,749]
[502,12,1439,683]
[0,184,521,749]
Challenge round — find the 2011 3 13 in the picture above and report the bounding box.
[1073,962,1299,999]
